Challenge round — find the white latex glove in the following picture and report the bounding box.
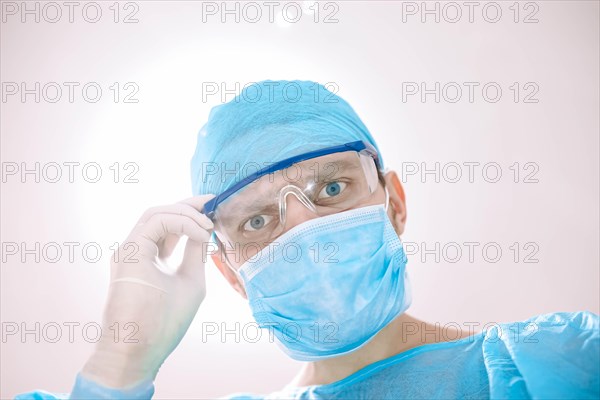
[81,195,215,389]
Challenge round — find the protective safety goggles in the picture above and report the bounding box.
[202,141,383,260]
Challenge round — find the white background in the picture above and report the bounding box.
[1,1,599,398]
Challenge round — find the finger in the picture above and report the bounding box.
[154,201,216,257]
[177,237,207,280]
[136,203,214,231]
[178,194,216,213]
[140,214,210,245]
[158,233,181,259]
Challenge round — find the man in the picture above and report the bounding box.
[17,80,599,399]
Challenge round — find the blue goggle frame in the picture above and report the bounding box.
[201,140,381,219]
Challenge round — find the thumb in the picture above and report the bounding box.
[177,235,208,282]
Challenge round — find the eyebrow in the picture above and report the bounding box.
[306,159,359,178]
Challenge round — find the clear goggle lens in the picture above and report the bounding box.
[212,150,380,261]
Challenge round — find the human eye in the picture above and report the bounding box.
[317,181,348,200]
[242,214,275,233]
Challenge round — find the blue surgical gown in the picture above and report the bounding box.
[15,311,600,400]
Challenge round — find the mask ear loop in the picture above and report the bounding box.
[384,186,390,212]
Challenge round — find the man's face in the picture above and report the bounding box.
[211,150,390,270]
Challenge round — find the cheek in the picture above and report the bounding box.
[222,244,263,271]
[359,185,387,207]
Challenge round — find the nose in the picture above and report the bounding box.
[281,191,319,233]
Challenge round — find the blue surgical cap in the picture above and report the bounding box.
[190,80,384,196]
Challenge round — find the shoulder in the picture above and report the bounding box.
[498,310,598,344]
[14,391,69,400]
[525,310,598,330]
[220,387,312,400]
[220,393,266,400]
[484,310,599,353]
[482,311,599,399]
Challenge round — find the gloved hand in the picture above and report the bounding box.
[80,195,215,389]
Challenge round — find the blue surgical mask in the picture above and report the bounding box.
[238,200,411,361]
